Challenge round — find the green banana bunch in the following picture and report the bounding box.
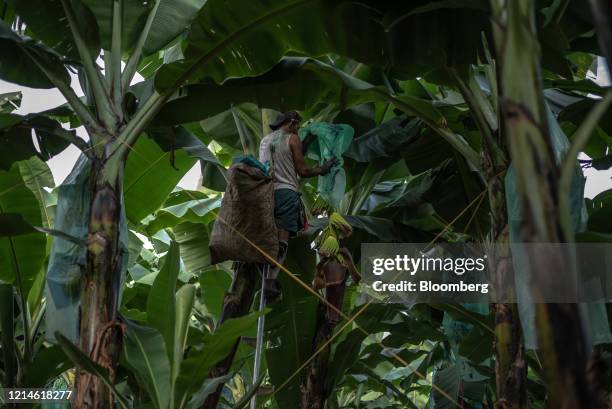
[314,226,334,248]
[311,195,331,216]
[314,213,352,260]
[319,235,339,258]
[329,212,353,238]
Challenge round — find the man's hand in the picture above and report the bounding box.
[320,157,339,175]
[290,134,339,178]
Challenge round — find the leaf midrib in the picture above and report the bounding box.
[127,333,165,408]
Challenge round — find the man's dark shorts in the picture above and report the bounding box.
[274,188,303,235]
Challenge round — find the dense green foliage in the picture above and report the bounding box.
[0,0,611,408]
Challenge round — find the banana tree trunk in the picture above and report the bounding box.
[453,50,528,406]
[490,187,528,409]
[202,263,259,409]
[483,144,528,409]
[74,152,126,409]
[492,233,527,409]
[494,303,526,408]
[300,304,333,409]
[301,260,347,409]
[490,1,595,407]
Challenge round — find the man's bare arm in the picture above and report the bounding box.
[290,133,322,178]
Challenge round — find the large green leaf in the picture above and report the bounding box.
[429,364,460,409]
[155,0,490,91]
[124,125,227,224]
[0,114,36,170]
[183,374,234,409]
[174,312,262,408]
[174,221,212,275]
[326,304,419,395]
[0,163,46,296]
[325,328,368,395]
[457,325,493,364]
[345,117,424,162]
[400,127,456,175]
[18,157,55,228]
[198,267,232,323]
[147,125,227,191]
[147,241,181,365]
[0,112,74,171]
[18,157,55,330]
[8,0,100,59]
[143,0,207,55]
[265,235,318,409]
[123,320,172,409]
[172,284,196,374]
[81,0,150,52]
[124,264,196,409]
[125,277,195,409]
[195,103,264,151]
[123,136,196,224]
[144,194,220,235]
[365,172,434,213]
[157,57,479,167]
[154,0,385,90]
[379,2,492,70]
[22,345,71,387]
[157,58,443,128]
[0,20,71,88]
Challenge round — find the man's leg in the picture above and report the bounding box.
[264,229,289,301]
[270,229,290,279]
[265,189,301,301]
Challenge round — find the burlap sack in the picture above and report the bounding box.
[209,163,278,263]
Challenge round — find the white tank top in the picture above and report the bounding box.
[259,130,299,191]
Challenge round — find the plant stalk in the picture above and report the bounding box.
[490,1,596,407]
[121,0,161,92]
[110,0,123,114]
[59,0,115,130]
[74,151,126,409]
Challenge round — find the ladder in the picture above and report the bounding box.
[250,264,269,409]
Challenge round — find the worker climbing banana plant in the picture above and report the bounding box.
[259,111,338,300]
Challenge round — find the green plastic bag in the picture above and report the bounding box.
[45,155,129,344]
[299,122,354,209]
